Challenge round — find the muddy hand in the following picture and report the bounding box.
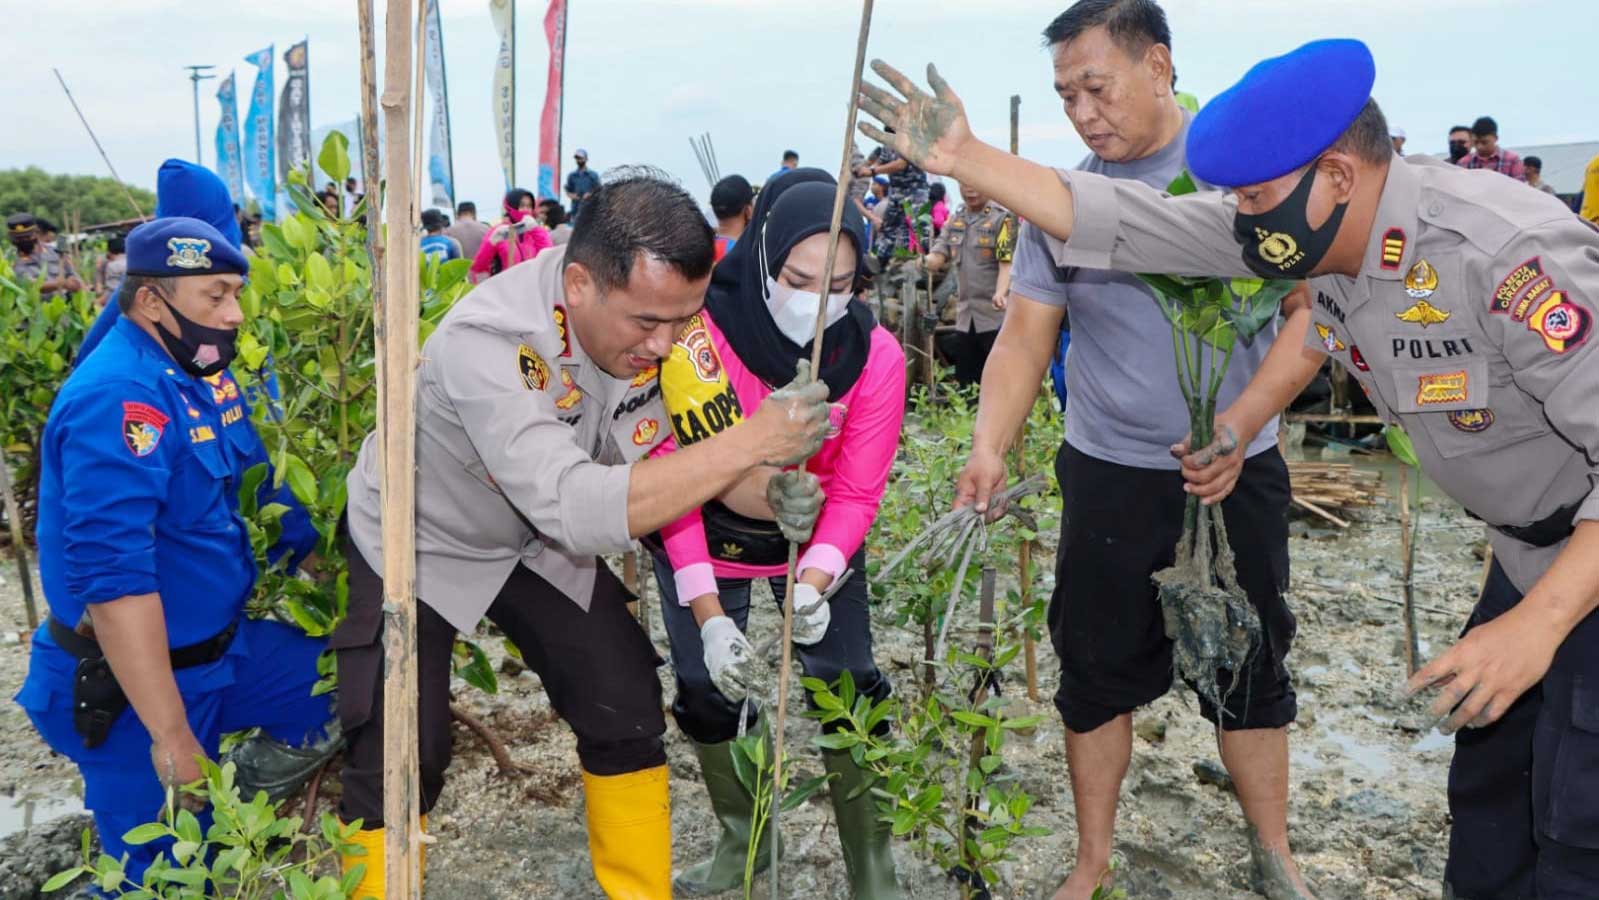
[754,360,832,467]
[857,61,973,177]
[1173,423,1243,506]
[766,470,824,543]
[1405,602,1559,733]
[151,730,211,813]
[701,615,760,702]
[790,582,832,646]
[955,446,1010,522]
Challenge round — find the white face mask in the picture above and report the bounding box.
[759,223,853,346]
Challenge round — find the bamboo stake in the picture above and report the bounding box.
[0,446,38,630]
[1002,93,1040,702]
[769,2,875,893]
[1292,495,1350,529]
[375,0,424,896]
[961,567,997,887]
[1398,466,1420,676]
[52,69,146,220]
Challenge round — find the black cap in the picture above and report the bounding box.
[710,175,754,219]
[6,213,37,238]
[421,208,448,230]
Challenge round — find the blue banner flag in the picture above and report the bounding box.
[214,72,245,204]
[242,45,277,221]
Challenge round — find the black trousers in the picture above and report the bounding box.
[1049,442,1298,733]
[651,548,891,745]
[333,538,666,827]
[1444,560,1599,899]
[952,322,998,388]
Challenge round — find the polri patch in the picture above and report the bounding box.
[1447,409,1494,433]
[632,418,659,445]
[1491,257,1543,316]
[1510,275,1555,323]
[165,237,213,270]
[556,368,582,411]
[1415,370,1468,406]
[630,365,659,388]
[122,401,170,457]
[675,315,721,383]
[1403,259,1438,299]
[1315,323,1346,353]
[1527,291,1591,354]
[518,344,550,391]
[1380,228,1405,270]
[1396,299,1451,328]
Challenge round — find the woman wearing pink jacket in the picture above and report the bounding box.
[468,188,553,283]
[648,171,906,898]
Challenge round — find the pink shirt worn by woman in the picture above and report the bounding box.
[652,309,907,604]
[469,221,553,280]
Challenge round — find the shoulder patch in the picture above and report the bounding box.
[1527,291,1591,354]
[674,314,722,383]
[1490,257,1545,316]
[553,305,572,357]
[518,344,550,391]
[122,401,170,457]
[1380,228,1405,270]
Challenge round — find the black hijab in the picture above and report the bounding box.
[706,168,874,402]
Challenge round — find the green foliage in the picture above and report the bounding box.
[0,166,154,228]
[0,255,98,513]
[1384,424,1419,469]
[805,669,1048,895]
[727,720,832,899]
[44,759,361,900]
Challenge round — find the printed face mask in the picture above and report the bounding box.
[1232,160,1348,279]
[155,291,238,378]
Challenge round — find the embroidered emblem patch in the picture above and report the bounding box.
[204,373,240,404]
[1527,291,1592,354]
[555,368,582,411]
[1447,409,1495,433]
[188,425,217,444]
[1380,228,1405,270]
[1510,275,1555,323]
[632,418,659,445]
[674,314,721,384]
[1403,259,1438,299]
[630,365,659,388]
[1397,300,1451,328]
[1315,323,1346,353]
[122,401,170,457]
[1491,257,1544,316]
[518,344,549,391]
[1349,344,1370,372]
[553,305,572,357]
[719,542,744,559]
[1415,370,1468,406]
[165,237,213,270]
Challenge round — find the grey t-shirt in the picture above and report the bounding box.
[1010,111,1280,470]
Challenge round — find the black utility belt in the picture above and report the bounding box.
[50,617,238,749]
[1470,499,1583,549]
[643,501,790,571]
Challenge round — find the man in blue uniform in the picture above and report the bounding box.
[14,218,331,887]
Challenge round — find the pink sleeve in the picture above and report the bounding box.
[470,233,503,277]
[529,226,554,257]
[933,201,949,232]
[647,436,719,604]
[800,330,907,579]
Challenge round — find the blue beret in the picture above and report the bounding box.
[125,217,249,278]
[155,159,244,249]
[1186,39,1376,188]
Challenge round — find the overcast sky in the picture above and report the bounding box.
[5,0,1595,221]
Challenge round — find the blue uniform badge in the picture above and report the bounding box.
[166,237,214,270]
[122,401,169,457]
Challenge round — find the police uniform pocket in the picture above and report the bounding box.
[1397,359,1548,459]
[1546,676,1599,849]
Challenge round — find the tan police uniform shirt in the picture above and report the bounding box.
[1041,153,1599,594]
[929,202,1016,333]
[344,248,667,632]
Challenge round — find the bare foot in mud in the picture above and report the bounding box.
[1250,835,1319,900]
[1050,863,1113,900]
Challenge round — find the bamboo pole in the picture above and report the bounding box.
[1398,466,1420,676]
[960,567,998,893]
[52,69,146,220]
[0,446,38,630]
[769,2,875,893]
[374,0,424,896]
[1005,94,1040,702]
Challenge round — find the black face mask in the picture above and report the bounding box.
[1448,141,1470,161]
[1232,161,1348,279]
[11,238,35,255]
[154,292,238,378]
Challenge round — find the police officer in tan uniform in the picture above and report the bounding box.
[333,172,833,899]
[923,184,1015,386]
[860,37,1599,900]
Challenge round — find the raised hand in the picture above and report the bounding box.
[857,60,973,177]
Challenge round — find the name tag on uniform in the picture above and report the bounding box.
[1389,358,1487,414]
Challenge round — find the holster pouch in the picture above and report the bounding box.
[72,656,131,749]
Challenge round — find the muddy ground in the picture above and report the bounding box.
[0,444,1482,899]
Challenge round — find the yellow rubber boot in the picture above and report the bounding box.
[339,816,428,900]
[582,766,672,899]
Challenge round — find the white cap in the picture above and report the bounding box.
[1390,126,1406,139]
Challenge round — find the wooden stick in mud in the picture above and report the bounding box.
[373,0,425,894]
[1292,495,1350,529]
[0,446,38,630]
[1004,92,1041,702]
[769,3,876,893]
[960,567,998,879]
[1398,465,1420,676]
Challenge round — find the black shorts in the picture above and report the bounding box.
[1048,441,1297,733]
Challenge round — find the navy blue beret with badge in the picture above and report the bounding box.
[125,217,249,278]
[1186,38,1376,188]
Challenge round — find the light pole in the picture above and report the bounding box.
[184,64,216,166]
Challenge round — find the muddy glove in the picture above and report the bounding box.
[790,582,832,646]
[701,615,760,701]
[755,360,832,467]
[767,470,825,543]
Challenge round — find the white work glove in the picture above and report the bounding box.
[767,470,825,543]
[701,615,760,701]
[790,582,832,646]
